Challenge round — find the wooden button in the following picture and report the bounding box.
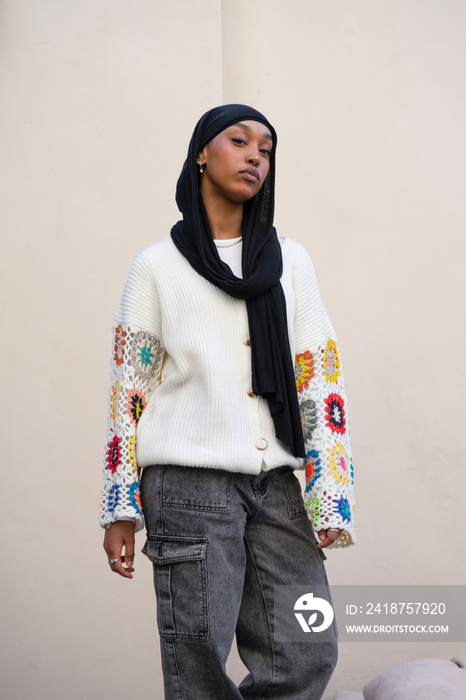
[255,438,268,451]
[242,334,251,346]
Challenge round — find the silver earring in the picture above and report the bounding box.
[199,162,204,174]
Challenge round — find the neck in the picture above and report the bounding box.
[200,182,243,240]
[209,210,243,240]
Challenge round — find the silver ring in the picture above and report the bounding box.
[108,558,121,566]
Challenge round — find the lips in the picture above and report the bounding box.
[239,167,260,182]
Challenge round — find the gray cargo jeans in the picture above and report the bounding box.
[140,463,338,700]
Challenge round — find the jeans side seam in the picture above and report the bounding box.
[157,465,164,534]
[243,536,275,700]
[166,638,186,700]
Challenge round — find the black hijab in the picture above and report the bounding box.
[171,104,305,458]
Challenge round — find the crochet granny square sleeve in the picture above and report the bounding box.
[99,248,164,532]
[292,243,356,547]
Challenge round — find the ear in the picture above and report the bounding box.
[197,147,208,167]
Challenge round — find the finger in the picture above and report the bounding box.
[106,542,130,577]
[120,554,135,573]
[316,529,329,547]
[123,534,135,569]
[316,529,340,549]
[107,544,135,577]
[109,558,134,579]
[108,542,135,578]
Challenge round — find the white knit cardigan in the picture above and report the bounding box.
[100,235,356,547]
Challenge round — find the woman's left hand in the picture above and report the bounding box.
[316,528,343,549]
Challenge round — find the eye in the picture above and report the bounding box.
[259,148,271,157]
[232,137,247,146]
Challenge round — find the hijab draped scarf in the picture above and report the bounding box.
[171,104,305,458]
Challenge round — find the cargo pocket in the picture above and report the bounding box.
[142,534,208,640]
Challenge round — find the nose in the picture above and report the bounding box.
[246,149,260,166]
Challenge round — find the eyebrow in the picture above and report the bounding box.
[234,122,273,142]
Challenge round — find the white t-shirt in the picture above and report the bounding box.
[214,236,243,278]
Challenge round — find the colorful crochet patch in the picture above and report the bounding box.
[125,388,147,426]
[336,497,351,523]
[304,496,321,527]
[324,393,346,434]
[128,435,137,473]
[300,398,317,442]
[129,482,142,515]
[107,435,122,474]
[322,339,340,382]
[130,331,164,381]
[295,350,315,393]
[108,484,120,514]
[110,380,121,422]
[114,324,126,366]
[329,444,350,485]
[304,450,321,492]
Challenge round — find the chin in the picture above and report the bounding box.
[232,185,261,202]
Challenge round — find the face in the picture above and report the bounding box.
[198,120,273,204]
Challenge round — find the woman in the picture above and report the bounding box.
[100,104,356,700]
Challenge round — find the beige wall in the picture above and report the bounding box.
[1,1,465,698]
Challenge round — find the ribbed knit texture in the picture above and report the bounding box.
[100,236,356,547]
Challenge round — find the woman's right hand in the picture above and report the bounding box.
[103,521,135,579]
